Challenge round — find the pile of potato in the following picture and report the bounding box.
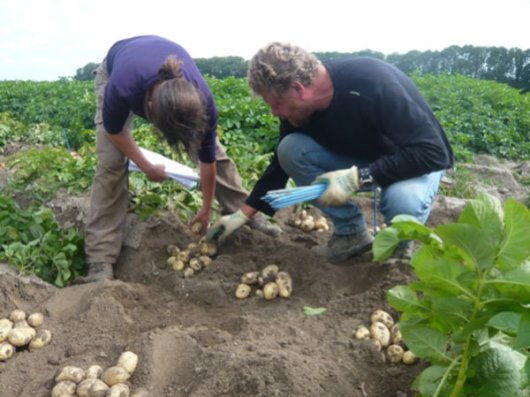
[166,237,217,278]
[0,309,53,361]
[235,264,293,300]
[51,351,145,397]
[353,309,417,365]
[289,209,329,233]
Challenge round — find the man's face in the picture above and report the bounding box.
[260,85,312,127]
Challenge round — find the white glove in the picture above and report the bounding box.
[206,209,249,243]
[314,166,360,206]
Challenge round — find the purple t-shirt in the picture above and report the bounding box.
[103,35,217,163]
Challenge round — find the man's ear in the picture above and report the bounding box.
[291,81,306,99]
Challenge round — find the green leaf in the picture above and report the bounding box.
[413,258,473,296]
[497,198,530,271]
[487,261,530,300]
[400,323,452,363]
[386,285,425,313]
[513,311,530,349]
[487,311,521,335]
[303,306,327,316]
[412,365,452,397]
[372,227,400,261]
[458,193,503,242]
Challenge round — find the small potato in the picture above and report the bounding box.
[371,309,394,329]
[166,244,180,256]
[190,222,203,235]
[275,271,293,298]
[0,318,13,342]
[262,282,279,300]
[198,256,212,267]
[314,216,329,231]
[166,256,178,268]
[387,344,405,363]
[390,323,402,345]
[189,258,202,271]
[177,250,190,264]
[76,378,98,397]
[354,325,371,340]
[101,366,130,386]
[402,350,418,365]
[370,321,391,348]
[85,365,103,379]
[27,312,44,327]
[199,242,217,256]
[235,284,251,299]
[117,351,139,375]
[240,271,259,285]
[9,309,26,322]
[55,366,86,383]
[29,329,53,350]
[88,379,110,397]
[107,383,130,397]
[0,341,15,361]
[186,243,199,256]
[258,264,279,286]
[183,267,195,278]
[51,380,77,397]
[171,260,186,272]
[8,326,35,347]
[300,218,315,232]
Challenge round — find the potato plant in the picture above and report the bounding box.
[236,264,293,300]
[353,309,417,366]
[0,309,53,361]
[51,351,142,397]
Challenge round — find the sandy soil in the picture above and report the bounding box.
[0,192,456,397]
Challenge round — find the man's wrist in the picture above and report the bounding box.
[358,167,375,190]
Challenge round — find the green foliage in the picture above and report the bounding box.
[373,193,530,396]
[413,73,530,161]
[0,195,85,287]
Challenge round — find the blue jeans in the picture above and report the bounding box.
[277,133,444,235]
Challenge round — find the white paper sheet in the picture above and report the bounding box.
[128,147,199,189]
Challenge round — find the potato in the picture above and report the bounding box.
[402,350,418,365]
[27,312,44,327]
[101,366,130,386]
[166,244,180,256]
[262,282,279,300]
[29,328,53,349]
[107,383,130,397]
[9,309,26,322]
[387,344,405,363]
[300,218,315,232]
[88,379,110,397]
[166,256,178,267]
[186,243,199,256]
[258,264,279,286]
[189,258,202,271]
[51,380,77,397]
[8,326,35,347]
[199,242,217,256]
[76,378,98,397]
[240,271,259,285]
[0,341,15,361]
[235,283,251,299]
[171,259,186,272]
[354,325,371,340]
[85,365,103,379]
[190,222,203,235]
[177,250,190,264]
[370,321,391,347]
[275,271,293,298]
[314,216,329,231]
[55,366,86,383]
[117,351,139,374]
[0,318,13,342]
[183,267,195,278]
[198,256,212,267]
[370,339,382,351]
[371,309,394,328]
[390,323,402,345]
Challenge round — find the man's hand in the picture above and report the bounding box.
[314,166,359,206]
[143,163,167,182]
[206,210,249,243]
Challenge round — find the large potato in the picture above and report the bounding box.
[107,383,130,397]
[29,329,53,350]
[275,271,293,298]
[370,310,394,328]
[117,351,138,374]
[51,380,76,397]
[370,321,391,347]
[55,366,86,383]
[8,326,35,347]
[0,342,15,361]
[101,366,130,386]
[0,318,13,342]
[262,282,279,300]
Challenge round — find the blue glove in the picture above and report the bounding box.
[206,210,249,243]
[314,166,360,206]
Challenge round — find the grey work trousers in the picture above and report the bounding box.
[84,61,248,264]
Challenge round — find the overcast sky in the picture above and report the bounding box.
[1,0,529,81]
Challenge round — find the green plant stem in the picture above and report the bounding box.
[434,357,461,397]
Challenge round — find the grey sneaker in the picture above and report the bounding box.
[248,213,282,237]
[73,262,114,284]
[312,230,374,264]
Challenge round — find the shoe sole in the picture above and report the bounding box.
[327,240,373,264]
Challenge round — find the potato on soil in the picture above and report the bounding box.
[27,312,44,327]
[55,366,86,383]
[29,328,53,350]
[0,318,13,342]
[8,326,35,347]
[354,325,371,340]
[370,309,394,328]
[0,341,15,361]
[198,256,212,267]
[171,259,185,272]
[275,271,292,298]
[107,383,130,397]
[189,258,202,271]
[390,323,402,345]
[76,378,98,397]
[166,244,180,256]
[199,241,217,256]
[402,350,418,365]
[240,271,259,285]
[258,264,279,286]
[117,351,139,374]
[263,282,279,300]
[85,365,103,379]
[177,250,190,264]
[101,366,130,386]
[9,309,26,322]
[235,283,251,299]
[370,321,391,347]
[51,380,77,397]
[190,222,203,234]
[183,267,195,278]
[386,344,405,363]
[88,379,110,397]
[186,243,199,256]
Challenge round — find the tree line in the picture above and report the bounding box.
[74,45,530,92]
